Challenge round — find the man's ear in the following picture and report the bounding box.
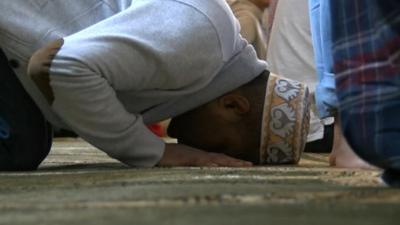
[217,94,250,122]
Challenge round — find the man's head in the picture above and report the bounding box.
[168,71,269,163]
[168,71,311,165]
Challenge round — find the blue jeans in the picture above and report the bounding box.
[0,49,52,171]
[0,117,9,139]
[308,0,338,119]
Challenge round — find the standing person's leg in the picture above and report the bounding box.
[308,0,337,119]
[0,49,52,171]
[309,0,372,168]
[330,0,400,186]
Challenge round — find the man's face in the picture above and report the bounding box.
[168,102,260,163]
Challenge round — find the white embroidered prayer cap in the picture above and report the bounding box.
[259,73,310,164]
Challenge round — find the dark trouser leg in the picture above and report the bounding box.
[341,100,400,187]
[0,49,52,171]
[304,124,334,153]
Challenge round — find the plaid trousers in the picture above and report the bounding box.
[330,0,400,172]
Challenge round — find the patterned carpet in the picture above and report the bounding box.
[0,139,398,225]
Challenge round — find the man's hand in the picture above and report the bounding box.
[158,143,253,167]
[27,39,64,104]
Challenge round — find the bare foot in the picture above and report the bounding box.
[329,120,376,170]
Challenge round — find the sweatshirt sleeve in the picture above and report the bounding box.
[49,39,165,168]
[47,0,228,167]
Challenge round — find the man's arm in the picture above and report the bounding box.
[28,39,252,168]
[28,38,165,167]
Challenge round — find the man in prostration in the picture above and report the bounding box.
[0,0,309,170]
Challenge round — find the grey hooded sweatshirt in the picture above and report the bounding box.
[0,0,266,167]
